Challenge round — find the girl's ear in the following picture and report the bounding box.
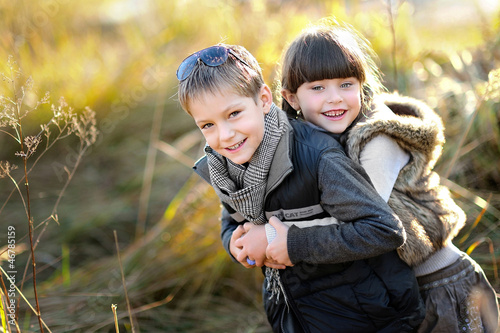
[281,89,300,110]
[260,84,273,114]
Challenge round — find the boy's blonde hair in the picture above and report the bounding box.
[178,44,265,113]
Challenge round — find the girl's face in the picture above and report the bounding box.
[282,77,362,134]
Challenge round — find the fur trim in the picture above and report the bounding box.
[347,93,465,266]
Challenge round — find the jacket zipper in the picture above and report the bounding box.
[278,270,310,333]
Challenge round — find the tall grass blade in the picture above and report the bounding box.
[112,304,119,333]
[155,140,196,168]
[0,291,7,333]
[62,243,70,287]
[136,89,166,240]
[459,193,492,244]
[0,266,51,332]
[466,237,498,282]
[441,178,500,223]
[113,230,136,333]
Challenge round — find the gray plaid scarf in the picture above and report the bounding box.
[206,104,286,225]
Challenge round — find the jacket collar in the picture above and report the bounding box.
[265,108,293,193]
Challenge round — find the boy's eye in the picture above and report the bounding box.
[201,123,213,130]
[229,111,240,118]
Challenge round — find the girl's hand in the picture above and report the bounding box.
[263,258,287,270]
[266,216,293,266]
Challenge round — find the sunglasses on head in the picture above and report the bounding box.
[176,45,251,81]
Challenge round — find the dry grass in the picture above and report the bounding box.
[0,0,499,331]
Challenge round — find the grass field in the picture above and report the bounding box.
[1,0,499,331]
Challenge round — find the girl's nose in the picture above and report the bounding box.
[327,88,342,103]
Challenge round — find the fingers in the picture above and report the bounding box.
[265,263,287,269]
[236,248,257,269]
[265,245,273,262]
[264,259,286,270]
[230,226,246,261]
[268,216,282,229]
[266,245,293,267]
[233,225,246,247]
[236,247,248,263]
[243,222,253,233]
[233,225,246,239]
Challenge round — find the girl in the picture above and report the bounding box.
[275,21,499,332]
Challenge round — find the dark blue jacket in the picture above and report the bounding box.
[194,111,424,332]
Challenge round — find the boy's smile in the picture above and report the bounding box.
[188,85,272,165]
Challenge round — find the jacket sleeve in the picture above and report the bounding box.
[220,205,239,263]
[287,149,406,265]
[193,157,240,263]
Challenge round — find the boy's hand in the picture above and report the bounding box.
[235,223,268,267]
[230,222,286,270]
[266,216,293,267]
[230,225,247,264]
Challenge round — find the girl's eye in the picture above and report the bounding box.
[229,111,240,118]
[201,123,213,130]
[340,82,353,88]
[311,85,324,91]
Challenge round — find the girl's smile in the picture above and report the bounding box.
[282,77,362,134]
[322,109,347,119]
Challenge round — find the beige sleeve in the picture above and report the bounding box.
[359,134,410,202]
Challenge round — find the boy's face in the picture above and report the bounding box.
[188,85,272,165]
[282,77,362,134]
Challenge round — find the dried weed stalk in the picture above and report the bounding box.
[0,56,99,331]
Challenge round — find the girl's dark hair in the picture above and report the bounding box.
[280,21,385,119]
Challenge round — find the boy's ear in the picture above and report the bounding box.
[260,84,273,114]
[281,89,299,110]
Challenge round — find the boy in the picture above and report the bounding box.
[176,44,424,332]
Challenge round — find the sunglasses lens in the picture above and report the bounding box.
[176,53,199,81]
[177,46,241,81]
[199,46,229,67]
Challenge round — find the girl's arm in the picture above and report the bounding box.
[358,134,409,202]
[282,148,406,265]
[267,135,409,266]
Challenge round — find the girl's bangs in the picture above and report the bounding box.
[301,39,361,83]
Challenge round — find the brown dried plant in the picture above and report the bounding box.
[0,56,99,332]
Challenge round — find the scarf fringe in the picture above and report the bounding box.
[265,267,289,306]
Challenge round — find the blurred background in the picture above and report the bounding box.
[0,0,499,331]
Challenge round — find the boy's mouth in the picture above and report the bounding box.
[226,138,246,151]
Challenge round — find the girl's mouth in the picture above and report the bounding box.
[226,138,246,151]
[322,109,346,118]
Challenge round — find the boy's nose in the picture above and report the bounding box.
[218,123,235,142]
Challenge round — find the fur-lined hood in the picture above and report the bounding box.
[346,93,465,266]
[347,93,445,190]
